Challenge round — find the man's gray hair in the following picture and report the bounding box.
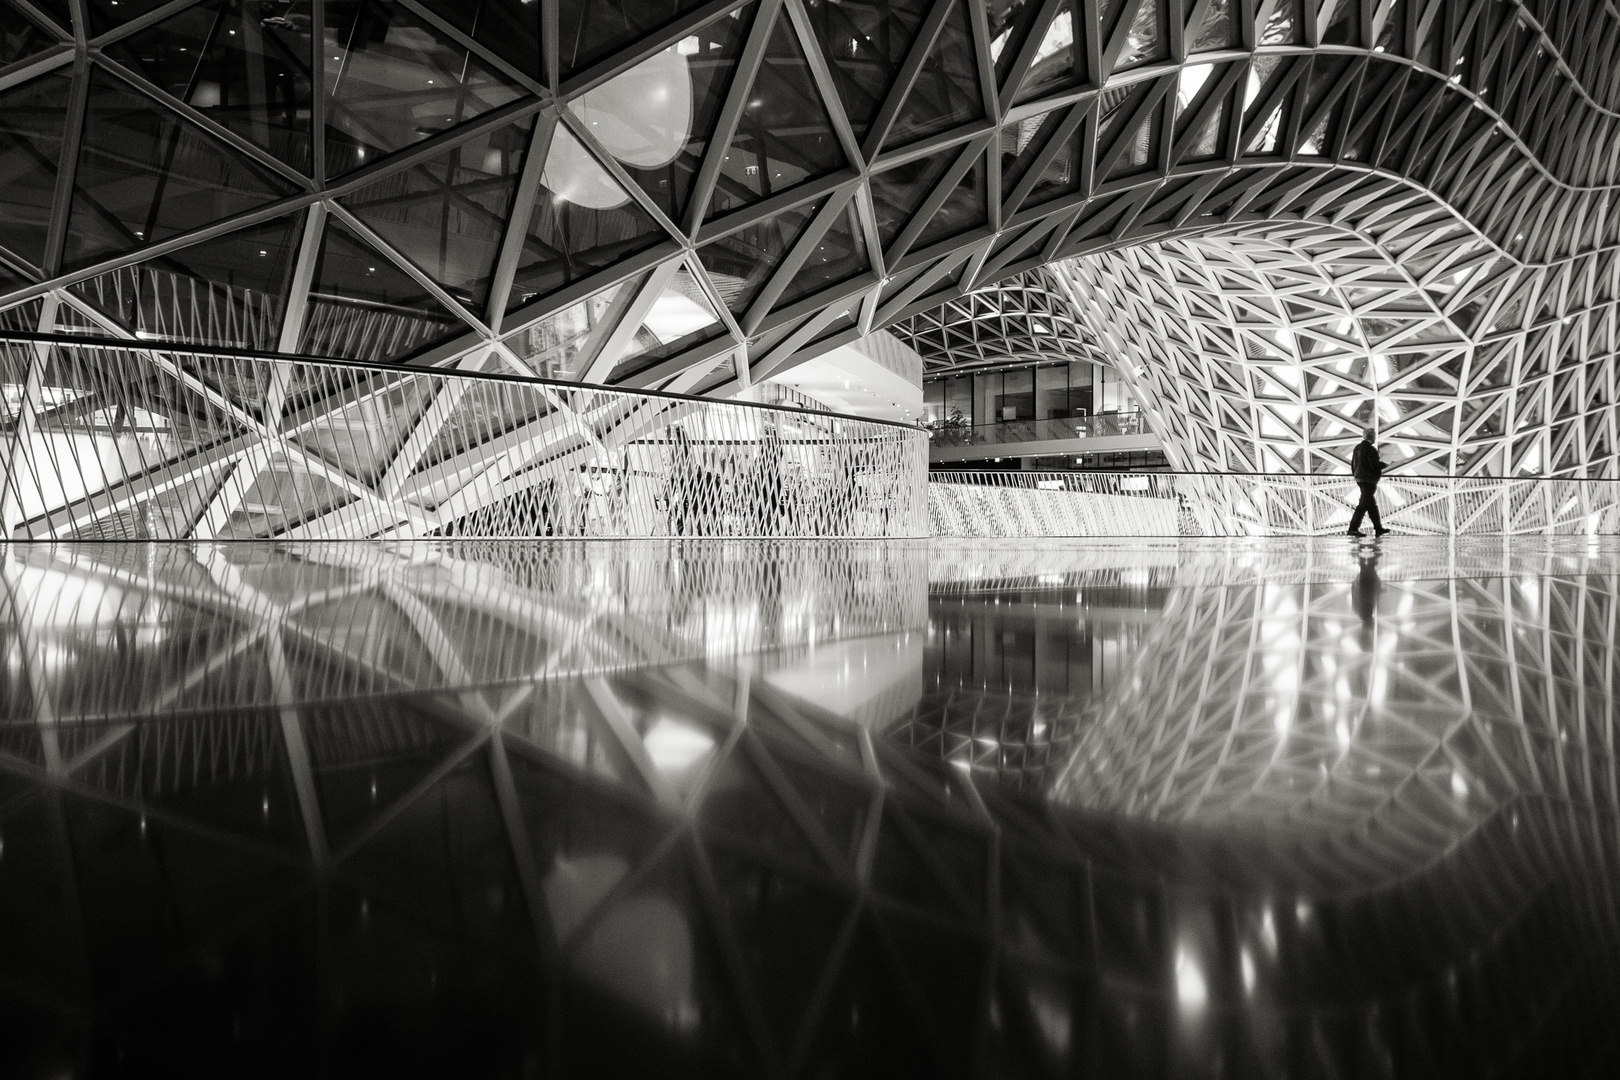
[1362,426,1377,440]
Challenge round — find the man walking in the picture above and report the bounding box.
[1348,426,1390,537]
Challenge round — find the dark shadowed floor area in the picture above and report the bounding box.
[2,537,1618,1079]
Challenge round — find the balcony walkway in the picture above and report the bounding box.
[927,412,1161,463]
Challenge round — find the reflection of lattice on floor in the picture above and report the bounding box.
[0,540,929,719]
[5,538,1620,1072]
[1055,568,1620,887]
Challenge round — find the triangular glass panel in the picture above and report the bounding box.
[104,0,315,175]
[705,10,844,220]
[1000,106,1066,195]
[299,218,467,362]
[417,0,540,80]
[695,197,822,313]
[868,151,957,250]
[12,0,69,32]
[986,0,1050,85]
[915,154,987,250]
[68,212,304,350]
[342,119,532,312]
[567,6,753,222]
[1179,99,1227,162]
[0,262,30,296]
[1024,125,1082,207]
[556,0,719,77]
[1260,0,1305,45]
[323,0,525,177]
[776,197,869,308]
[1321,0,1360,46]
[83,0,172,34]
[514,121,672,308]
[0,72,71,269]
[1113,0,1166,72]
[1,2,62,64]
[610,262,726,378]
[1105,105,1158,180]
[503,275,644,379]
[1190,0,1237,52]
[65,68,297,270]
[883,0,982,150]
[1013,0,1080,105]
[801,0,931,142]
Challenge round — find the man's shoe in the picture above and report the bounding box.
[1348,530,1365,537]
[1374,527,1391,537]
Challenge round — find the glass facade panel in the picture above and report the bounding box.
[299,218,466,361]
[1014,0,1079,105]
[801,0,930,142]
[1000,107,1065,194]
[0,72,70,270]
[84,0,173,33]
[1189,0,1237,52]
[342,119,532,312]
[418,0,540,79]
[66,68,297,269]
[569,9,753,223]
[996,367,1033,419]
[925,362,1121,429]
[884,0,983,149]
[108,0,315,174]
[944,373,972,424]
[776,198,868,308]
[915,153,987,249]
[707,14,843,220]
[611,263,725,378]
[986,0,1048,85]
[324,0,524,176]
[868,152,956,250]
[1113,0,1166,71]
[695,198,822,313]
[555,0,717,77]
[514,122,671,308]
[1,2,60,65]
[68,213,303,349]
[503,277,640,380]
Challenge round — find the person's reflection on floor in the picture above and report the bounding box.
[1352,547,1382,640]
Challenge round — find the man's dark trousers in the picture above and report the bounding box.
[1349,481,1383,533]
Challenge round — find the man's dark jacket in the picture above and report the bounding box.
[1352,440,1384,482]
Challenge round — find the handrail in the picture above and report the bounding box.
[0,329,928,433]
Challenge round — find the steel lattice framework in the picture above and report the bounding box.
[0,0,1616,420]
[1054,220,1620,478]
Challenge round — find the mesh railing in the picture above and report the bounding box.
[0,334,928,541]
[931,471,1620,537]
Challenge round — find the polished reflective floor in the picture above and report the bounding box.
[3,538,1618,1079]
